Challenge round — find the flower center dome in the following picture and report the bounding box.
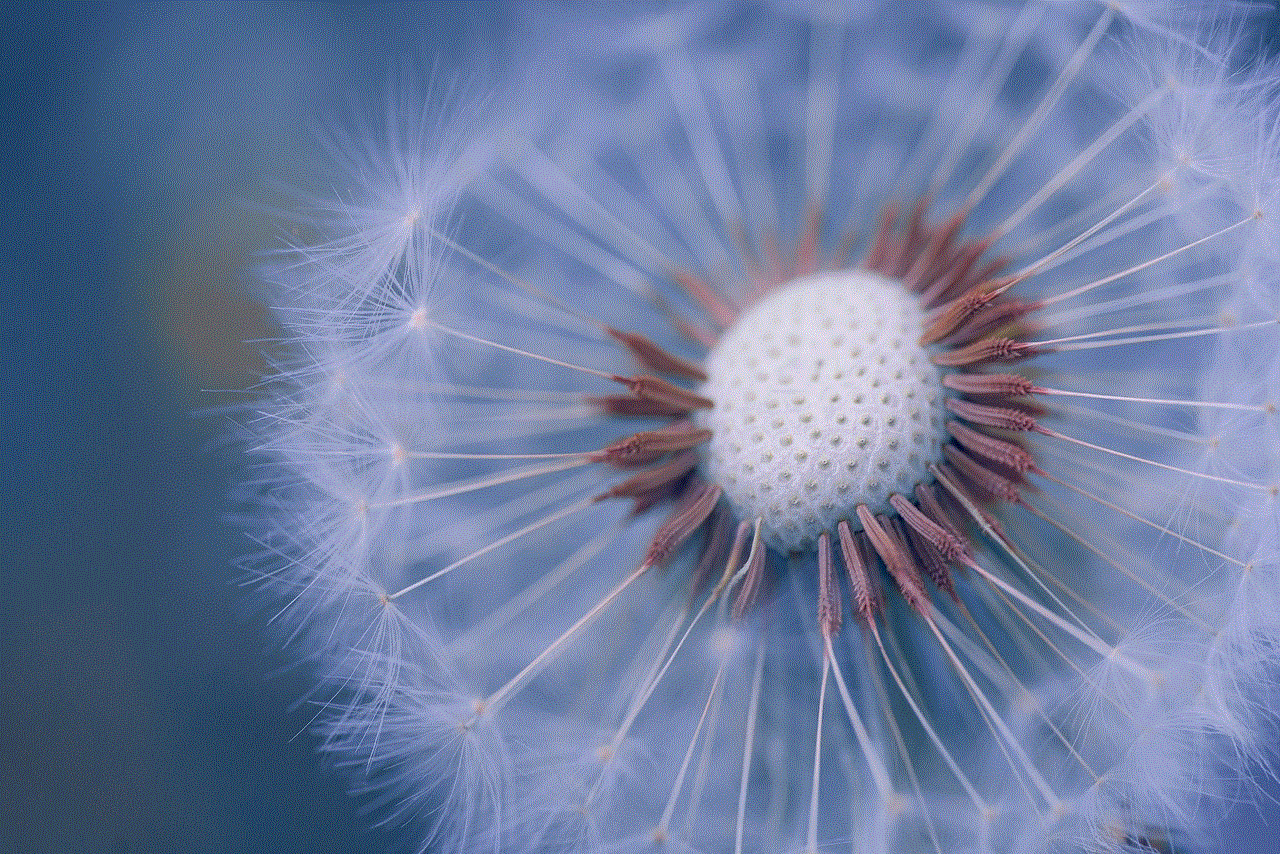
[698,270,948,554]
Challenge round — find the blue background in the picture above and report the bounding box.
[2,4,508,852]
[2,3,1276,853]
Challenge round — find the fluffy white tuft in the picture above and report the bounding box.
[245,3,1280,853]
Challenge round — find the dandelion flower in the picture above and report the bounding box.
[249,3,1280,853]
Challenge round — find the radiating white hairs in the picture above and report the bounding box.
[248,3,1280,853]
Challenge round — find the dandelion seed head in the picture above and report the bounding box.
[244,2,1280,852]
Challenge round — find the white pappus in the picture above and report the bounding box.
[247,3,1280,853]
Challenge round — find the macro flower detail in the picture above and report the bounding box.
[250,3,1280,853]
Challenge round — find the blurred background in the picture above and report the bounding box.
[1,3,1277,853]
[1,4,510,852]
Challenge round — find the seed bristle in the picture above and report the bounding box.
[608,327,708,381]
[642,479,722,570]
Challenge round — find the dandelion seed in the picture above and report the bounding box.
[249,3,1280,853]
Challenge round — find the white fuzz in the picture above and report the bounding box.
[245,3,1280,854]
[698,272,945,553]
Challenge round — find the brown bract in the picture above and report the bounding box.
[577,198,1059,634]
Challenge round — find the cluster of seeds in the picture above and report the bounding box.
[253,5,1280,852]
[584,201,1050,635]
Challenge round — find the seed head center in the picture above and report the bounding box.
[698,270,947,554]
